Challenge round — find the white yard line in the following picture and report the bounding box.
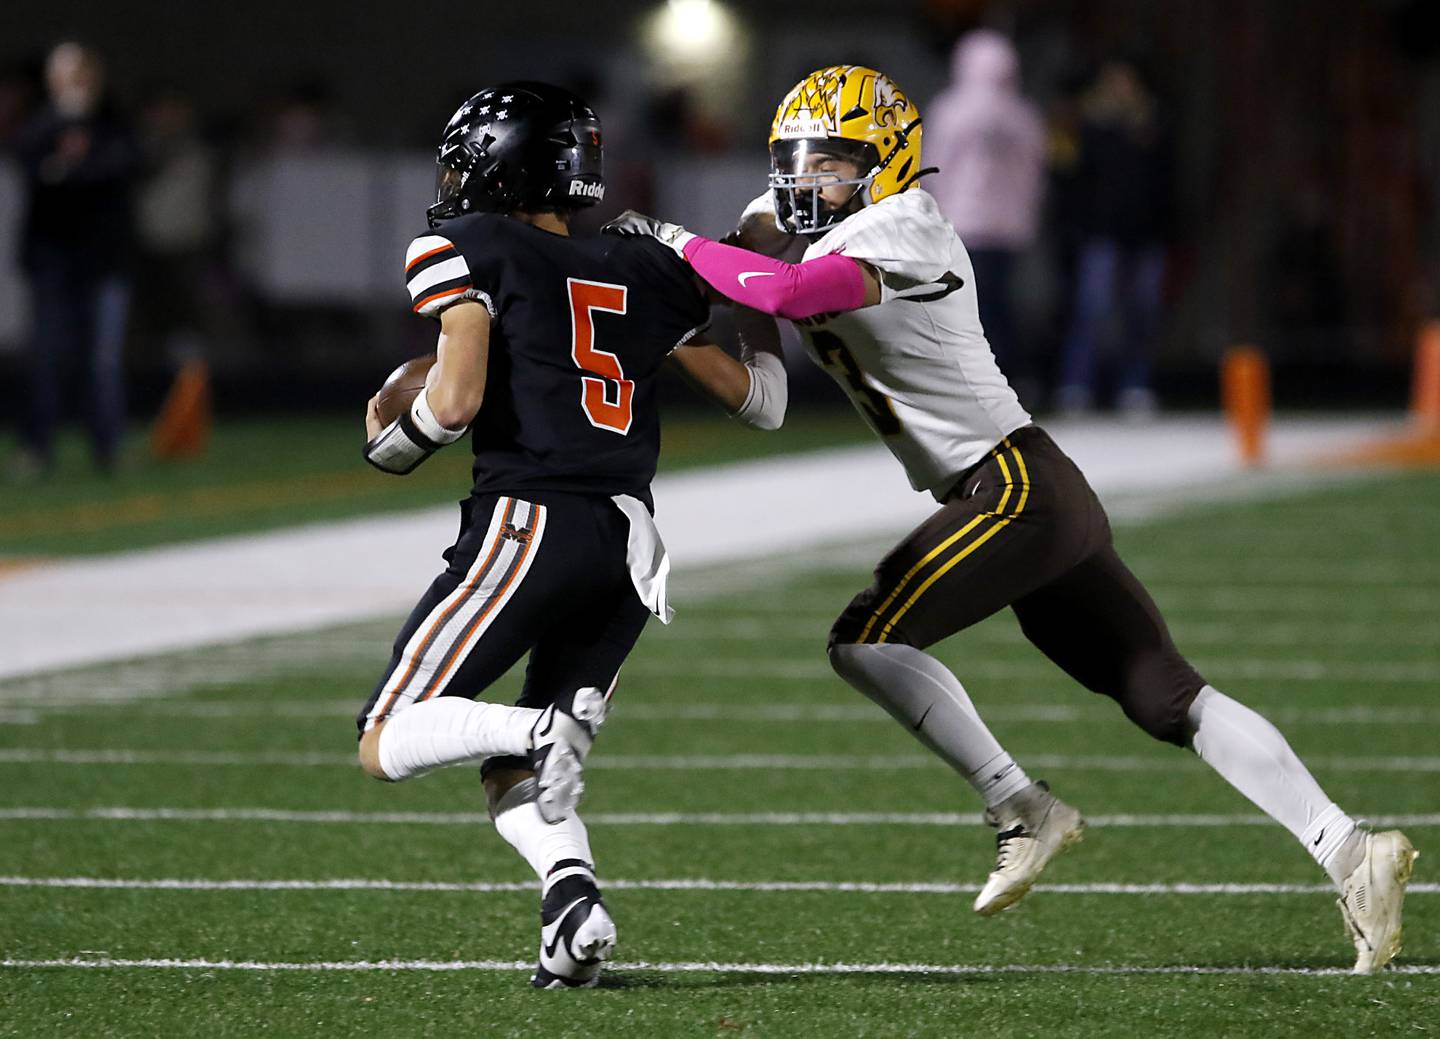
[1116,559,1440,586]
[2,956,1436,977]
[2,748,1437,771]
[0,624,397,709]
[3,807,1437,827]
[0,417,1405,681]
[1,875,1436,896]
[13,700,1438,728]
[1153,590,1437,613]
[6,645,1433,715]
[694,591,1437,616]
[623,658,1440,683]
[654,617,1440,647]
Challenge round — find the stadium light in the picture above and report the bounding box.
[643,0,745,69]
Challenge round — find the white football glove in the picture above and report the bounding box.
[602,210,697,258]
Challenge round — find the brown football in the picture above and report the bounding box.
[374,353,437,427]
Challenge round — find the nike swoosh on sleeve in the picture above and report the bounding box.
[737,271,777,287]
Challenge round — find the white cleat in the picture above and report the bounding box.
[1338,829,1418,974]
[530,687,608,824]
[973,781,1086,917]
[531,864,617,989]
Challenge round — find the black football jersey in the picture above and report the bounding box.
[403,215,709,508]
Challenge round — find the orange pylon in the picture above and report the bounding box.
[1412,320,1440,437]
[150,359,213,459]
[1221,346,1271,466]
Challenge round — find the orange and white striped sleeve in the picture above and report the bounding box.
[404,234,495,319]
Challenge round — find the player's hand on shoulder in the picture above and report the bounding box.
[600,209,665,237]
[601,210,695,258]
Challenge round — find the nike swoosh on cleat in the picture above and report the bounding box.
[912,705,932,732]
[738,271,776,287]
[541,897,589,959]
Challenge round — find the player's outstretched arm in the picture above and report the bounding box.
[362,302,489,475]
[670,307,786,431]
[603,211,880,319]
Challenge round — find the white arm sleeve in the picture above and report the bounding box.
[730,351,787,431]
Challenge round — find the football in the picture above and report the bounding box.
[374,353,436,427]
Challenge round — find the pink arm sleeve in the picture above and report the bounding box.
[680,236,867,320]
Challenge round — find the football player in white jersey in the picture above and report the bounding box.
[606,65,1417,973]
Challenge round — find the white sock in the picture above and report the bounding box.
[376,697,539,782]
[829,642,1032,807]
[1188,685,1360,886]
[493,778,595,890]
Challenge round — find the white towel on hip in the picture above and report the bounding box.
[611,494,674,624]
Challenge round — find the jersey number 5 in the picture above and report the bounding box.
[567,278,633,435]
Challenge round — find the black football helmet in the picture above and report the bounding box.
[427,82,604,228]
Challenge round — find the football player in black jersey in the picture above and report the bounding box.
[353,82,786,988]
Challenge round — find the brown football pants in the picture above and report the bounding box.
[829,424,1206,746]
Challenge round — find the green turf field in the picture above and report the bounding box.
[1,471,1437,1036]
[0,408,868,557]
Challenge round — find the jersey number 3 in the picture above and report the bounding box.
[811,330,902,436]
[568,278,633,435]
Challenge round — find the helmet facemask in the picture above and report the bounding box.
[428,160,468,228]
[768,66,925,232]
[427,127,507,228]
[769,137,879,234]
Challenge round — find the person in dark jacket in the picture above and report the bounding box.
[12,42,138,476]
[1055,58,1173,417]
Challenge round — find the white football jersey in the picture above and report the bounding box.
[747,189,1031,498]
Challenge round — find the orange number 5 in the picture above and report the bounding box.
[567,277,632,434]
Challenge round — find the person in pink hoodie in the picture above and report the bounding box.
[925,30,1046,401]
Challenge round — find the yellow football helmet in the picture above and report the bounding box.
[768,65,923,233]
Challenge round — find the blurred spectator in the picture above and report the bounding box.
[1263,178,1347,356]
[925,29,1046,402]
[1038,67,1091,398]
[1055,57,1173,417]
[131,85,217,368]
[11,42,139,477]
[266,82,338,153]
[0,61,42,147]
[0,61,42,365]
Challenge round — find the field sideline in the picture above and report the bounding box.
[2,462,1438,1035]
[0,414,1404,680]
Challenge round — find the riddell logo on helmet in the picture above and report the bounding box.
[776,119,829,139]
[569,181,605,199]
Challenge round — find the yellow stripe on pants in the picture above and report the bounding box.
[874,514,1013,644]
[860,439,1032,645]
